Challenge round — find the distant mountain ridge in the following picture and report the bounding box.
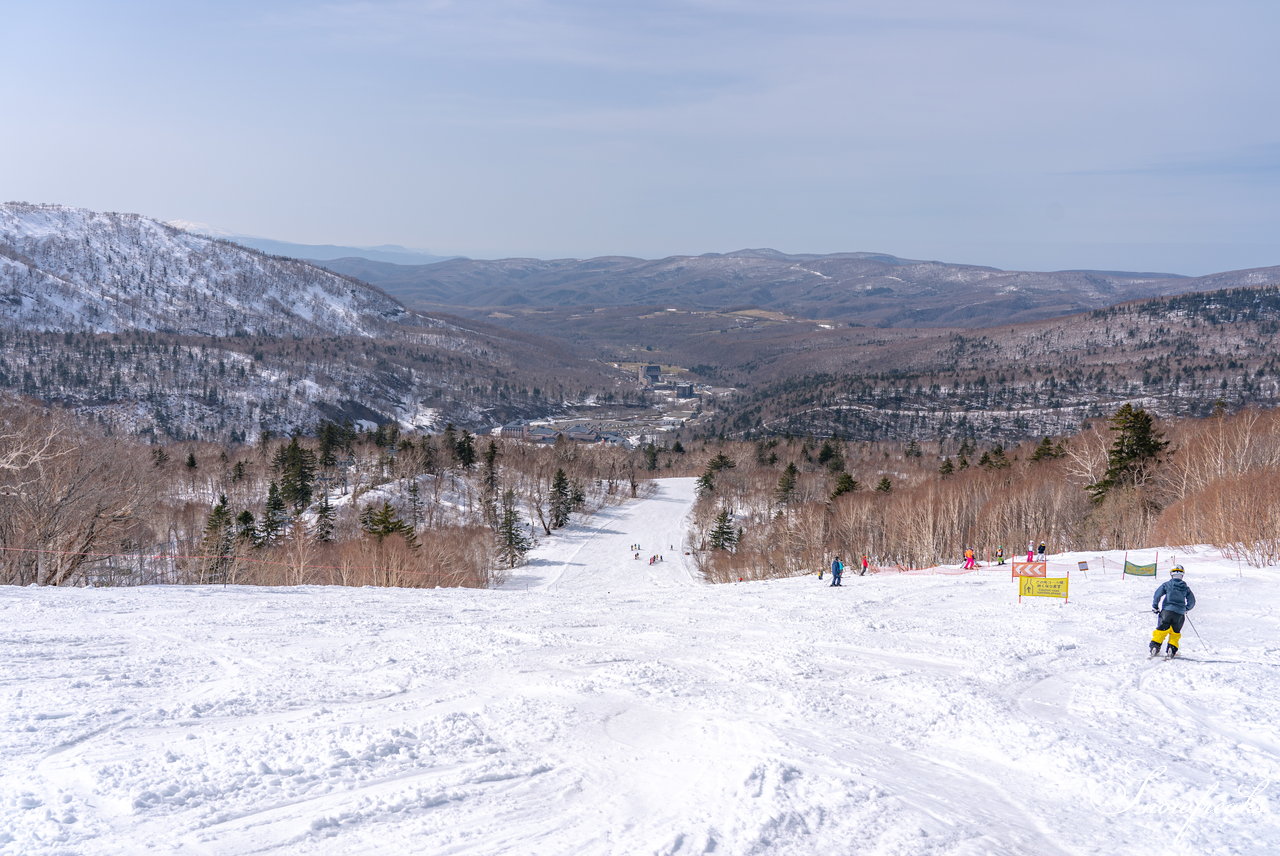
[0,203,614,440]
[315,248,1206,328]
[1,203,411,337]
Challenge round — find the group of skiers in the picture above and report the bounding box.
[960,541,1048,568]
[822,555,869,585]
[823,548,1199,658]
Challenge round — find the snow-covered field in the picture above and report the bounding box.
[2,478,1278,855]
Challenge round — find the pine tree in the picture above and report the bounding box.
[643,441,659,471]
[235,509,259,547]
[312,492,335,543]
[454,430,476,468]
[550,468,573,528]
[1030,436,1063,462]
[495,489,533,569]
[274,437,317,511]
[775,462,798,504]
[939,457,954,477]
[261,482,288,544]
[707,508,738,551]
[481,439,500,529]
[1087,404,1169,502]
[200,495,236,583]
[360,501,418,548]
[875,476,893,493]
[830,472,860,499]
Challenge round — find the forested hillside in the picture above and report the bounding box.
[0,204,620,439]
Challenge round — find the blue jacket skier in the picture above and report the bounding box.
[830,556,844,587]
[1150,565,1196,657]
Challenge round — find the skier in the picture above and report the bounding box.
[963,548,976,570]
[1150,564,1196,658]
[1037,541,1047,562]
[861,555,869,576]
[830,556,844,587]
[1026,541,1035,562]
[994,545,1005,565]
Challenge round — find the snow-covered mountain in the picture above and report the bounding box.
[0,203,611,440]
[0,203,410,337]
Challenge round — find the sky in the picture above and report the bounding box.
[5,0,1280,274]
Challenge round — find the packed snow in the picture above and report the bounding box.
[2,478,1277,855]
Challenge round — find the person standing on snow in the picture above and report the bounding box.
[1027,541,1035,562]
[963,548,976,570]
[1150,564,1196,657]
[1037,541,1047,562]
[830,556,844,587]
[994,546,1005,565]
[861,555,870,575]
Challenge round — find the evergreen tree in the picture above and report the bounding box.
[707,452,736,473]
[185,451,198,469]
[312,493,335,543]
[817,439,842,469]
[495,489,533,568]
[707,508,738,551]
[875,476,893,493]
[830,472,860,499]
[696,471,716,498]
[261,482,288,544]
[200,495,236,583]
[235,509,259,547]
[775,462,798,504]
[360,501,418,548]
[454,430,476,468]
[939,457,955,477]
[1088,404,1169,502]
[550,468,573,528]
[1030,436,1063,462]
[274,437,317,511]
[643,441,659,471]
[481,439,500,529]
[671,439,685,454]
[407,481,424,529]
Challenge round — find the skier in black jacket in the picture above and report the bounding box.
[1150,565,1196,657]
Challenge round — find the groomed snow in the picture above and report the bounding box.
[2,478,1277,855]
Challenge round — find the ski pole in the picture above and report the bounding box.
[1185,615,1210,653]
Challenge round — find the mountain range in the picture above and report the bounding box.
[0,203,614,440]
[314,249,1209,328]
[2,201,1279,443]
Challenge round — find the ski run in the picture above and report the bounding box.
[2,477,1277,855]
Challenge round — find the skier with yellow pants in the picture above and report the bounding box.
[1150,564,1196,658]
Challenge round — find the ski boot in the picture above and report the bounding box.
[1149,641,1161,657]
[1166,644,1178,658]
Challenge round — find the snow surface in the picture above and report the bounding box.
[2,477,1278,855]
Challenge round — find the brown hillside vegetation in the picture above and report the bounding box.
[684,406,1280,581]
[1,403,1278,588]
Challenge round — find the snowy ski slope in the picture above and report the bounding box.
[1,477,1277,855]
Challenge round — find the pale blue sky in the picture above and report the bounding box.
[5,0,1278,274]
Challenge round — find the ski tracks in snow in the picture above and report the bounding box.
[3,482,1280,855]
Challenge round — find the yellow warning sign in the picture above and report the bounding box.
[1019,576,1069,599]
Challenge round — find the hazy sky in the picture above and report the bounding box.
[6,0,1279,273]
